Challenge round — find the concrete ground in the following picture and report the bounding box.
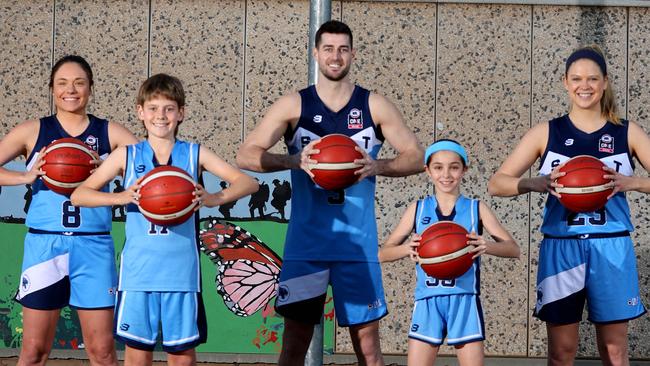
[1,351,650,365]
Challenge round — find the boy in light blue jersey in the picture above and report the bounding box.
[380,140,519,366]
[71,73,257,366]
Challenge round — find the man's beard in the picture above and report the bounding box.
[320,64,350,82]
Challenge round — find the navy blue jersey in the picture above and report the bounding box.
[414,195,481,299]
[538,115,634,236]
[121,140,201,291]
[283,85,384,261]
[25,114,112,233]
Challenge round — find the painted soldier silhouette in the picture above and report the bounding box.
[248,180,269,218]
[271,179,291,220]
[218,181,238,219]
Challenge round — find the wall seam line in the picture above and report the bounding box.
[527,3,534,358]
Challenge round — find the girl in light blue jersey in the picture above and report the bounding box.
[489,45,649,365]
[380,140,519,366]
[71,74,257,366]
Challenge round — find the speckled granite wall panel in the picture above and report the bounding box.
[334,2,436,354]
[436,3,531,356]
[243,0,311,155]
[54,0,148,135]
[626,7,650,359]
[0,0,52,132]
[530,5,628,357]
[150,0,244,159]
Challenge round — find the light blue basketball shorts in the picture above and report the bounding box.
[114,290,207,352]
[275,260,387,327]
[535,234,646,324]
[409,294,485,346]
[16,232,117,309]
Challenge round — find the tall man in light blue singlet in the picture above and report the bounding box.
[237,20,424,366]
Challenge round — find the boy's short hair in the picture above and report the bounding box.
[137,73,185,107]
[315,20,353,48]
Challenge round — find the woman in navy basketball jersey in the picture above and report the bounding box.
[489,45,648,365]
[0,55,137,365]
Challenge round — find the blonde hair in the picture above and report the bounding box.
[566,45,620,125]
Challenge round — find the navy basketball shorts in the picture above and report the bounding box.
[275,260,387,327]
[535,235,646,324]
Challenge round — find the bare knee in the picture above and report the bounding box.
[85,341,117,366]
[548,342,578,365]
[18,342,51,366]
[598,343,629,366]
[350,322,384,366]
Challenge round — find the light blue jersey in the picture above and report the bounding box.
[539,115,634,236]
[26,114,112,233]
[414,195,480,300]
[121,140,201,292]
[283,85,383,262]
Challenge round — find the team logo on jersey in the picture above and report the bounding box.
[136,165,146,173]
[313,115,323,123]
[564,139,574,146]
[599,134,614,153]
[84,135,98,151]
[347,108,363,129]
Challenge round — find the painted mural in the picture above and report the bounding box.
[0,161,335,354]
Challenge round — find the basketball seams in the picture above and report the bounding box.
[308,162,362,170]
[140,170,195,187]
[137,166,197,225]
[418,245,472,265]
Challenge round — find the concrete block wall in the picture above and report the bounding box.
[1,0,648,359]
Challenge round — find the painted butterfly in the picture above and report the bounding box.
[199,219,282,317]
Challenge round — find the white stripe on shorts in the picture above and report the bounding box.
[17,253,68,300]
[536,263,585,312]
[276,269,329,306]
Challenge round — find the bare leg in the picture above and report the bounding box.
[595,322,630,366]
[546,322,579,366]
[278,318,314,366]
[349,320,384,366]
[17,308,60,366]
[455,341,484,366]
[407,338,438,366]
[78,308,118,366]
[124,345,153,366]
[168,348,197,366]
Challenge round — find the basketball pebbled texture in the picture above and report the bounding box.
[138,166,197,226]
[41,137,97,195]
[308,134,363,190]
[418,221,473,280]
[555,155,613,213]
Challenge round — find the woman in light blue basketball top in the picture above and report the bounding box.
[380,139,520,366]
[0,55,138,366]
[488,45,649,365]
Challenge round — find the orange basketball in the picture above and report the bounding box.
[555,155,613,213]
[418,221,473,280]
[309,134,363,190]
[138,166,197,226]
[41,137,97,195]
